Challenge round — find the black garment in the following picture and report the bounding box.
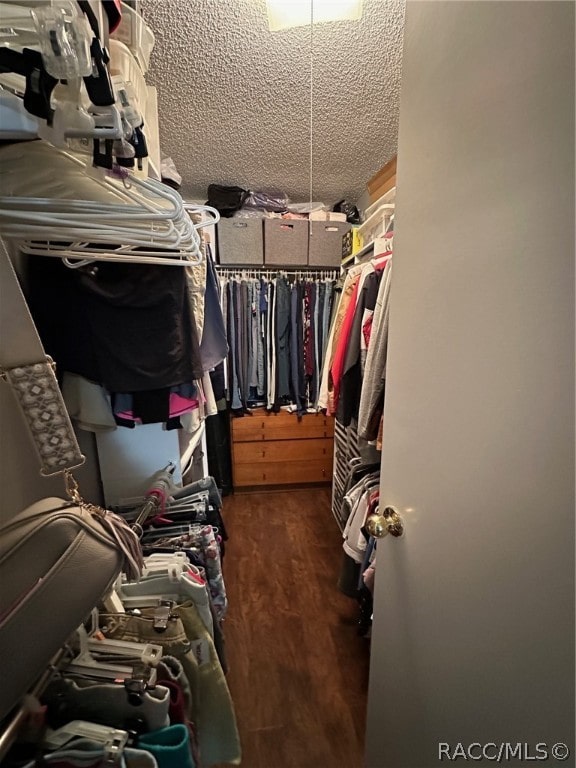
[204,409,233,496]
[309,282,318,405]
[132,388,171,424]
[242,280,251,406]
[232,282,245,410]
[206,184,249,218]
[210,363,226,402]
[239,280,250,407]
[296,282,307,413]
[338,551,361,598]
[274,277,291,401]
[226,281,238,406]
[338,270,382,426]
[27,257,203,392]
[317,282,326,373]
[289,283,302,415]
[268,279,276,406]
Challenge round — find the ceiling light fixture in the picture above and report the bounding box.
[266,0,363,32]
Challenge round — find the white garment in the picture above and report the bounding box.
[342,475,380,563]
[61,371,116,432]
[200,371,218,418]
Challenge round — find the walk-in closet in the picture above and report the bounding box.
[0,1,574,767]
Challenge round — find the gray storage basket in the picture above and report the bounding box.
[308,221,351,267]
[217,218,264,265]
[264,219,309,266]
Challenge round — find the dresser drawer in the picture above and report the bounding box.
[234,458,333,487]
[232,411,334,442]
[234,438,333,465]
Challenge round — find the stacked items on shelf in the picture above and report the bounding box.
[208,184,357,268]
[342,155,397,265]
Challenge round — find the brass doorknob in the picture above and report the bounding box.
[365,506,404,539]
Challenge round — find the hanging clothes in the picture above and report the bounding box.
[357,260,393,440]
[28,242,228,432]
[218,270,338,414]
[199,246,228,372]
[338,266,385,425]
[318,253,393,441]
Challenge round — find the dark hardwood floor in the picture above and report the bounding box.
[220,488,370,768]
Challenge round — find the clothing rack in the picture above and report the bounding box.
[216,266,339,281]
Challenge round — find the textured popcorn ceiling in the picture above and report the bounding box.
[141,0,405,205]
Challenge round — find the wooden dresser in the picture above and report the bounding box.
[231,409,334,488]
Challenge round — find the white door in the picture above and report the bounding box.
[365,3,574,767]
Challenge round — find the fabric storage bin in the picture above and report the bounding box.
[264,219,309,266]
[308,221,351,267]
[217,218,264,265]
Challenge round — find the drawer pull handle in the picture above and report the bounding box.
[262,450,266,458]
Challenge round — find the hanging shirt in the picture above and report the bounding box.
[329,278,360,414]
[199,248,228,372]
[27,256,203,393]
[338,268,383,426]
[358,260,393,440]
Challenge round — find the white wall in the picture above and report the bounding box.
[365,1,574,765]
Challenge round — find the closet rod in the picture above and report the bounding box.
[216,266,339,279]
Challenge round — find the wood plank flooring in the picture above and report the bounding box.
[220,488,370,768]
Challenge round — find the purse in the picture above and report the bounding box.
[0,239,144,722]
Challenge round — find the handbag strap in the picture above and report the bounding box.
[0,241,143,577]
[0,238,85,475]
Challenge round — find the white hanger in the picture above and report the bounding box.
[65,625,150,682]
[43,721,129,761]
[0,155,220,266]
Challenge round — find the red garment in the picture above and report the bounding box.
[329,279,360,414]
[362,313,374,350]
[361,254,391,351]
[103,0,122,33]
